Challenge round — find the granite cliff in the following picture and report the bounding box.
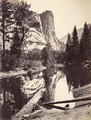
[40,11,61,50]
[20,10,65,51]
[0,1,65,51]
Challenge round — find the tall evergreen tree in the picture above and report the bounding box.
[65,26,79,65]
[10,27,21,55]
[10,1,32,57]
[79,22,89,62]
[0,0,14,55]
[88,25,91,60]
[65,33,73,64]
[72,26,79,63]
[72,26,79,49]
[0,0,14,102]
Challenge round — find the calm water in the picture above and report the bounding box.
[0,65,91,119]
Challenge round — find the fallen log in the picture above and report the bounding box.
[0,70,27,80]
[72,84,91,107]
[12,88,45,120]
[42,96,91,105]
[0,66,47,80]
[45,104,66,110]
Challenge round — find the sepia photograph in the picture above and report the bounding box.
[0,0,91,120]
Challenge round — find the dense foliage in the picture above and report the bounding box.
[65,23,91,66]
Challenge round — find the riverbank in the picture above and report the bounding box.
[12,104,91,120]
[11,84,91,120]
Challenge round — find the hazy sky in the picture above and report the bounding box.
[20,0,91,38]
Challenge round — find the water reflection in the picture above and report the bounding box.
[0,65,91,119]
[64,65,91,89]
[55,75,75,108]
[42,66,91,108]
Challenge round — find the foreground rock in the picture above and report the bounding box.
[12,83,91,120]
[12,103,91,120]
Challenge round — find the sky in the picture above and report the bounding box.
[22,0,91,39]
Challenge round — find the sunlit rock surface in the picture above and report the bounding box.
[40,11,61,51]
[21,75,45,98]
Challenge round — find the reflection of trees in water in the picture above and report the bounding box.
[64,65,91,90]
[1,66,91,118]
[1,76,28,119]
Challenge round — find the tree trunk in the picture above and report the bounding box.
[2,11,5,56]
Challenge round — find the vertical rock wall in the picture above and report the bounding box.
[40,11,60,50]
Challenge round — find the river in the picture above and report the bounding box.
[0,65,91,119]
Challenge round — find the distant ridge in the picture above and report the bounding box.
[59,24,91,44]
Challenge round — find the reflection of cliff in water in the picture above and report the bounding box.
[42,67,75,108]
[1,65,91,119]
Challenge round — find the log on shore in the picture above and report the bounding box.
[42,95,91,105]
[72,84,91,107]
[12,88,45,120]
[0,66,47,80]
[72,84,91,98]
[0,70,27,80]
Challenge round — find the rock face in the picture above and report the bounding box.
[24,10,63,51]
[0,0,64,52]
[23,11,46,52]
[40,11,61,50]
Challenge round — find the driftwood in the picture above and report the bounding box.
[45,104,66,110]
[42,96,91,105]
[72,84,91,98]
[72,84,91,107]
[0,70,27,80]
[0,66,46,80]
[12,88,45,120]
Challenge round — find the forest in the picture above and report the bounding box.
[0,0,91,119]
[0,0,91,72]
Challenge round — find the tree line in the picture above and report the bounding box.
[0,0,30,56]
[0,0,91,72]
[0,0,41,71]
[65,23,91,66]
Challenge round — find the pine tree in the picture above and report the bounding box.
[14,1,31,44]
[72,26,79,49]
[10,27,21,55]
[0,0,14,55]
[65,33,73,64]
[10,1,31,56]
[79,22,89,62]
[65,26,79,65]
[72,26,79,63]
[88,25,91,61]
